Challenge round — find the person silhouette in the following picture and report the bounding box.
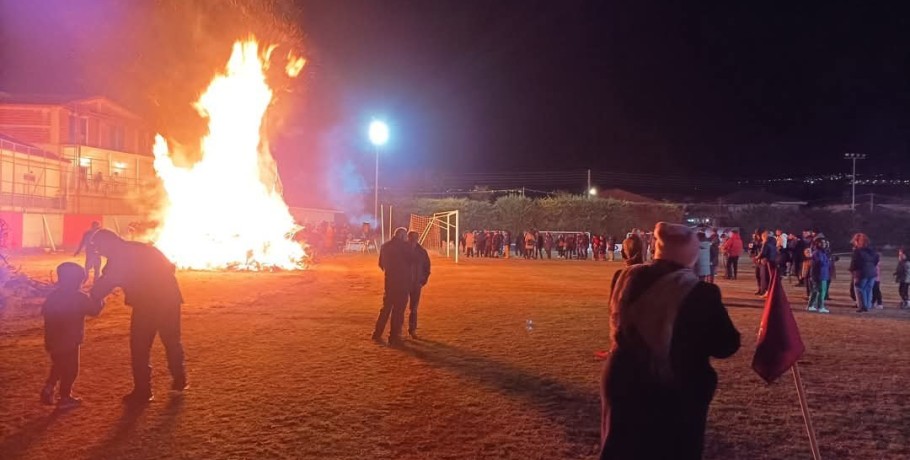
[89,229,187,404]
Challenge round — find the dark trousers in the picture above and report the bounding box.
[759,262,770,293]
[872,281,882,306]
[85,254,102,281]
[46,347,79,397]
[900,282,909,302]
[130,306,185,393]
[373,287,409,340]
[726,256,739,279]
[408,284,423,334]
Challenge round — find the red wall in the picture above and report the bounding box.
[63,214,103,248]
[0,211,23,249]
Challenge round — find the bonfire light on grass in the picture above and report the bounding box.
[152,39,306,270]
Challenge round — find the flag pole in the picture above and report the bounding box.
[791,362,822,460]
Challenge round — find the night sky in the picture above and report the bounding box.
[2,1,909,203]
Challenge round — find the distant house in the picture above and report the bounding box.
[718,190,807,207]
[597,188,659,204]
[0,94,157,216]
[0,94,157,249]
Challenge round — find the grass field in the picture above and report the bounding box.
[2,252,910,459]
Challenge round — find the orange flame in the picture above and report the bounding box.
[152,39,306,270]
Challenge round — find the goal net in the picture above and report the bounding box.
[408,210,459,263]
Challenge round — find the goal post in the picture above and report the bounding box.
[408,210,459,263]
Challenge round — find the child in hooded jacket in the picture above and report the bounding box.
[41,262,104,408]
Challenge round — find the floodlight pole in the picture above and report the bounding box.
[844,153,866,211]
[374,144,380,241]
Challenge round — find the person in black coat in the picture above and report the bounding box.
[406,231,431,339]
[90,229,187,404]
[601,222,740,460]
[621,230,644,266]
[372,228,414,345]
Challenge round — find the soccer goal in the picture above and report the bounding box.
[409,210,460,263]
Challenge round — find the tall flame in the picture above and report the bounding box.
[152,39,306,270]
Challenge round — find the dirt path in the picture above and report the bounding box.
[1,253,909,459]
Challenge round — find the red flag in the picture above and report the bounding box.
[752,268,805,383]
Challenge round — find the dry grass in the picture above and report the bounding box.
[1,253,909,459]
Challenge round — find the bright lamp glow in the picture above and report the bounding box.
[588,187,597,196]
[368,120,389,146]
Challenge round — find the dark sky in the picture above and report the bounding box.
[2,1,910,204]
[293,1,910,179]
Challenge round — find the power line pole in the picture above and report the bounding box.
[844,153,866,211]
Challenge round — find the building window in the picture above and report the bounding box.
[68,116,88,143]
[110,125,125,150]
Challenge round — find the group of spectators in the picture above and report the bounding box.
[462,230,622,260]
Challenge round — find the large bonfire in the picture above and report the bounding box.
[152,39,307,270]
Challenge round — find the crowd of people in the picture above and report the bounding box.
[461,230,629,261]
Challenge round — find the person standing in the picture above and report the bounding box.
[607,235,617,262]
[465,231,475,258]
[849,233,879,313]
[372,228,413,345]
[895,248,910,309]
[756,231,778,296]
[694,232,712,282]
[89,230,187,404]
[722,230,743,280]
[621,230,644,266]
[807,238,831,313]
[41,262,104,408]
[406,231,431,339]
[601,222,740,459]
[73,221,102,283]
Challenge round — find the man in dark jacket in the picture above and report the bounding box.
[602,222,740,460]
[73,221,102,283]
[757,231,778,296]
[90,230,186,404]
[621,230,644,266]
[406,231,431,339]
[372,228,413,346]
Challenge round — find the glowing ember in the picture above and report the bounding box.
[152,39,306,270]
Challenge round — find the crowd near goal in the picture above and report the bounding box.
[408,210,460,263]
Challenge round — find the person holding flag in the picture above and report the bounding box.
[600,222,740,459]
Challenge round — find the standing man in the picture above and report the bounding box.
[89,229,186,404]
[73,221,102,283]
[406,231,431,339]
[372,228,413,346]
[621,229,644,266]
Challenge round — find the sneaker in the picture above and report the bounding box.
[818,308,830,314]
[122,391,154,405]
[855,308,868,313]
[57,395,82,410]
[387,337,405,348]
[875,303,884,310]
[370,333,385,345]
[408,330,420,340]
[807,306,818,312]
[171,378,190,392]
[40,386,55,405]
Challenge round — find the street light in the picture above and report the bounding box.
[368,120,389,235]
[844,153,867,211]
[588,187,598,196]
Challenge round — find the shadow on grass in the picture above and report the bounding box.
[0,410,61,459]
[400,339,600,454]
[84,403,148,459]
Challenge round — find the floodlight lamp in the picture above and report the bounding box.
[588,187,597,196]
[369,120,389,146]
